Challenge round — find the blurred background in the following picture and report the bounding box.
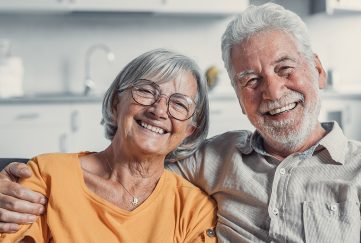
[1,0,361,157]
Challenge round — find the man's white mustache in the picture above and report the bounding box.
[259,91,304,114]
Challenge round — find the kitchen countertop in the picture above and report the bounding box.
[0,93,103,104]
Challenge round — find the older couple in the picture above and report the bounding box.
[0,49,217,242]
[1,3,361,242]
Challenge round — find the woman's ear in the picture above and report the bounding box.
[314,54,327,89]
[185,123,197,138]
[111,93,120,118]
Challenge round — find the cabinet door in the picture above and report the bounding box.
[162,0,248,15]
[69,0,162,12]
[0,104,71,158]
[208,96,254,138]
[0,0,67,12]
[320,97,361,141]
[69,103,109,152]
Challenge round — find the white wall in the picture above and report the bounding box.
[0,13,234,95]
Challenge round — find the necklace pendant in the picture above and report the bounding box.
[131,197,139,206]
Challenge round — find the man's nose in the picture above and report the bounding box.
[261,74,286,100]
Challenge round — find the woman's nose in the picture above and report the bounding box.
[148,95,169,119]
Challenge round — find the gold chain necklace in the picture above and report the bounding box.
[104,157,146,206]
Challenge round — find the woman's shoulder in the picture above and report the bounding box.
[29,152,82,175]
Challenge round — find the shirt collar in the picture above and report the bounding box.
[248,121,348,164]
[318,121,348,164]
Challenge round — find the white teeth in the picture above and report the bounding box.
[269,103,297,115]
[140,122,165,134]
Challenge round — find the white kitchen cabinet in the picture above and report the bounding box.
[319,93,361,141]
[68,103,109,152]
[0,0,248,15]
[312,0,361,14]
[161,0,249,15]
[208,94,254,138]
[0,101,110,158]
[69,0,249,14]
[0,0,67,12]
[0,104,71,158]
[68,0,162,12]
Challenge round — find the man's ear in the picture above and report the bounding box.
[314,54,327,89]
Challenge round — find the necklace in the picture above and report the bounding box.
[104,157,145,206]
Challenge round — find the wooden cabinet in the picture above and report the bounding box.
[0,101,109,158]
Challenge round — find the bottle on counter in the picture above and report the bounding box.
[0,39,24,98]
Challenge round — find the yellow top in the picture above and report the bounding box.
[1,153,217,243]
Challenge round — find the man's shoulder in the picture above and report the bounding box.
[202,129,253,152]
[345,139,361,160]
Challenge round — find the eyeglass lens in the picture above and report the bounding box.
[131,80,195,121]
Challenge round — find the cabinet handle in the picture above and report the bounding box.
[70,110,79,132]
[59,133,67,152]
[345,105,351,125]
[15,113,40,120]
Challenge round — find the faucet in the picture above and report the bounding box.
[84,43,115,95]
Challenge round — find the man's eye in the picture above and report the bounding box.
[278,66,294,77]
[244,78,259,88]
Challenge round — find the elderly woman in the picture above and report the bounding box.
[1,49,216,242]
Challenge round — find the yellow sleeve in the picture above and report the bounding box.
[184,195,217,243]
[0,157,50,243]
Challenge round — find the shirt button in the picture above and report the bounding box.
[330,204,337,211]
[279,168,286,175]
[272,208,279,215]
[206,229,216,237]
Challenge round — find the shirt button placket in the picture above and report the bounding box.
[272,207,279,216]
[279,168,286,175]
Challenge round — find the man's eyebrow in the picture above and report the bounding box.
[235,70,256,80]
[273,56,297,64]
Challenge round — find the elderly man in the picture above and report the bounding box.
[1,3,361,242]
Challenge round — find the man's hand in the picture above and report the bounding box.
[0,162,47,233]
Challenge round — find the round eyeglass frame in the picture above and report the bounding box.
[120,79,197,121]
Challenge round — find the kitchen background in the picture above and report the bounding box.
[1,0,361,157]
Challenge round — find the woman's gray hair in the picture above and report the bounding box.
[102,48,209,162]
[221,3,314,87]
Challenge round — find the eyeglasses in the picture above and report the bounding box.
[120,79,196,121]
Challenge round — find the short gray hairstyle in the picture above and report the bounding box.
[101,48,209,162]
[221,3,314,86]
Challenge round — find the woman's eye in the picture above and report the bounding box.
[136,88,156,97]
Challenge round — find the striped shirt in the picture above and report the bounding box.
[167,122,361,242]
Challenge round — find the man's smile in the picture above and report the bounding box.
[268,102,298,116]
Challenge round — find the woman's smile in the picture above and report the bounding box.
[137,120,168,135]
